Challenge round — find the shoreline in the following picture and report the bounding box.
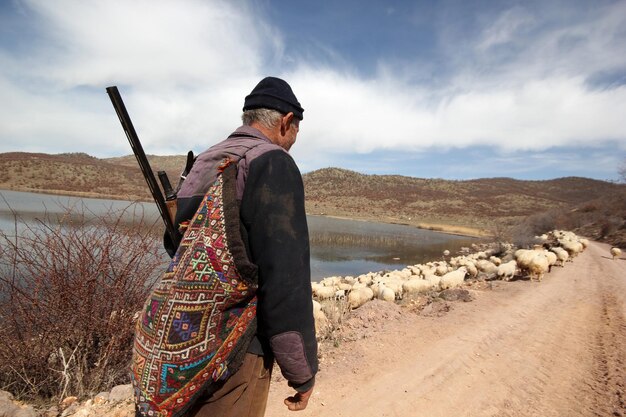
[0,187,490,239]
[309,213,489,239]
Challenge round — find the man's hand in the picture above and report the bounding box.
[284,387,313,411]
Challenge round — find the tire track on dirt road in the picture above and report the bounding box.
[266,241,626,417]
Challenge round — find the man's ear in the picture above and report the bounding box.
[281,112,294,135]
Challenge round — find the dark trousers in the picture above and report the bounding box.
[188,353,273,417]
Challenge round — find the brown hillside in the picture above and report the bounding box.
[1,152,624,244]
[302,167,625,242]
[0,153,189,201]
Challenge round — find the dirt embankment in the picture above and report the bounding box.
[266,241,626,417]
[4,241,623,417]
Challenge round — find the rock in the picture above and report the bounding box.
[112,407,134,417]
[439,288,473,302]
[420,300,451,316]
[0,390,18,417]
[0,391,14,402]
[60,397,78,410]
[44,406,60,417]
[0,399,19,417]
[60,403,79,417]
[108,385,133,403]
[0,391,37,417]
[93,392,109,405]
[12,405,38,417]
[68,408,91,417]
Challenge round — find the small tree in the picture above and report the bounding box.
[0,203,166,402]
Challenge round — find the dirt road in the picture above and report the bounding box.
[266,241,626,417]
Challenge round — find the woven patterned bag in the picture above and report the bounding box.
[132,160,258,417]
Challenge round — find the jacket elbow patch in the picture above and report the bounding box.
[270,331,313,384]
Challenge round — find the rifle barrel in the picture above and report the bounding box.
[106,86,177,242]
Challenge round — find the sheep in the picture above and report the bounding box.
[312,300,328,335]
[559,239,583,260]
[544,251,557,272]
[347,287,374,309]
[439,267,468,290]
[550,247,569,266]
[402,278,433,295]
[433,262,450,276]
[610,247,622,260]
[489,256,502,266]
[462,261,478,279]
[320,276,341,287]
[527,253,550,282]
[379,278,404,300]
[496,260,517,281]
[377,283,396,302]
[475,260,498,278]
[515,249,549,281]
[334,289,346,300]
[312,284,336,300]
[426,274,442,290]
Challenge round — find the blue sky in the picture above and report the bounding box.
[0,0,625,181]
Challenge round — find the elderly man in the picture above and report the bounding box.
[132,77,317,417]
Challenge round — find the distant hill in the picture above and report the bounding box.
[303,167,623,231]
[0,152,187,201]
[0,152,624,245]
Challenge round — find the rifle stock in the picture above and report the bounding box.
[106,86,178,243]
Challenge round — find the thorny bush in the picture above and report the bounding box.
[0,203,166,402]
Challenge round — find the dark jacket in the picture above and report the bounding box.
[165,125,318,392]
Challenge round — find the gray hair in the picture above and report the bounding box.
[241,108,283,129]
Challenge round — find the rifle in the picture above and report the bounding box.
[106,86,178,243]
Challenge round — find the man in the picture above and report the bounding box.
[160,76,317,416]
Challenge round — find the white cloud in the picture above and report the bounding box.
[477,6,535,51]
[0,0,625,175]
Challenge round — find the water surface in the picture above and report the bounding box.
[0,190,479,281]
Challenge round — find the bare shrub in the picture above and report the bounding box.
[0,203,166,402]
[600,218,620,238]
[318,299,350,346]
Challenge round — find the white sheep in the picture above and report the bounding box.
[496,260,517,281]
[439,267,468,290]
[312,285,336,300]
[544,251,557,271]
[517,251,550,282]
[529,253,550,282]
[475,259,498,277]
[559,239,583,260]
[347,287,374,309]
[312,300,328,335]
[402,278,433,295]
[610,247,622,260]
[550,247,569,266]
[515,249,549,281]
[377,283,396,302]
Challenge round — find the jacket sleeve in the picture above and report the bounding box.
[240,149,318,392]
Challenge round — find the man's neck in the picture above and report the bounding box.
[249,122,280,146]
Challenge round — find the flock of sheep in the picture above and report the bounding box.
[311,230,622,331]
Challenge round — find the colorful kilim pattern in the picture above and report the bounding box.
[132,162,257,417]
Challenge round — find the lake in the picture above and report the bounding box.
[0,190,480,281]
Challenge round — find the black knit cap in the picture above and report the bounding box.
[243,76,304,120]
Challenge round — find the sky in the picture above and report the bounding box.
[1,0,625,181]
